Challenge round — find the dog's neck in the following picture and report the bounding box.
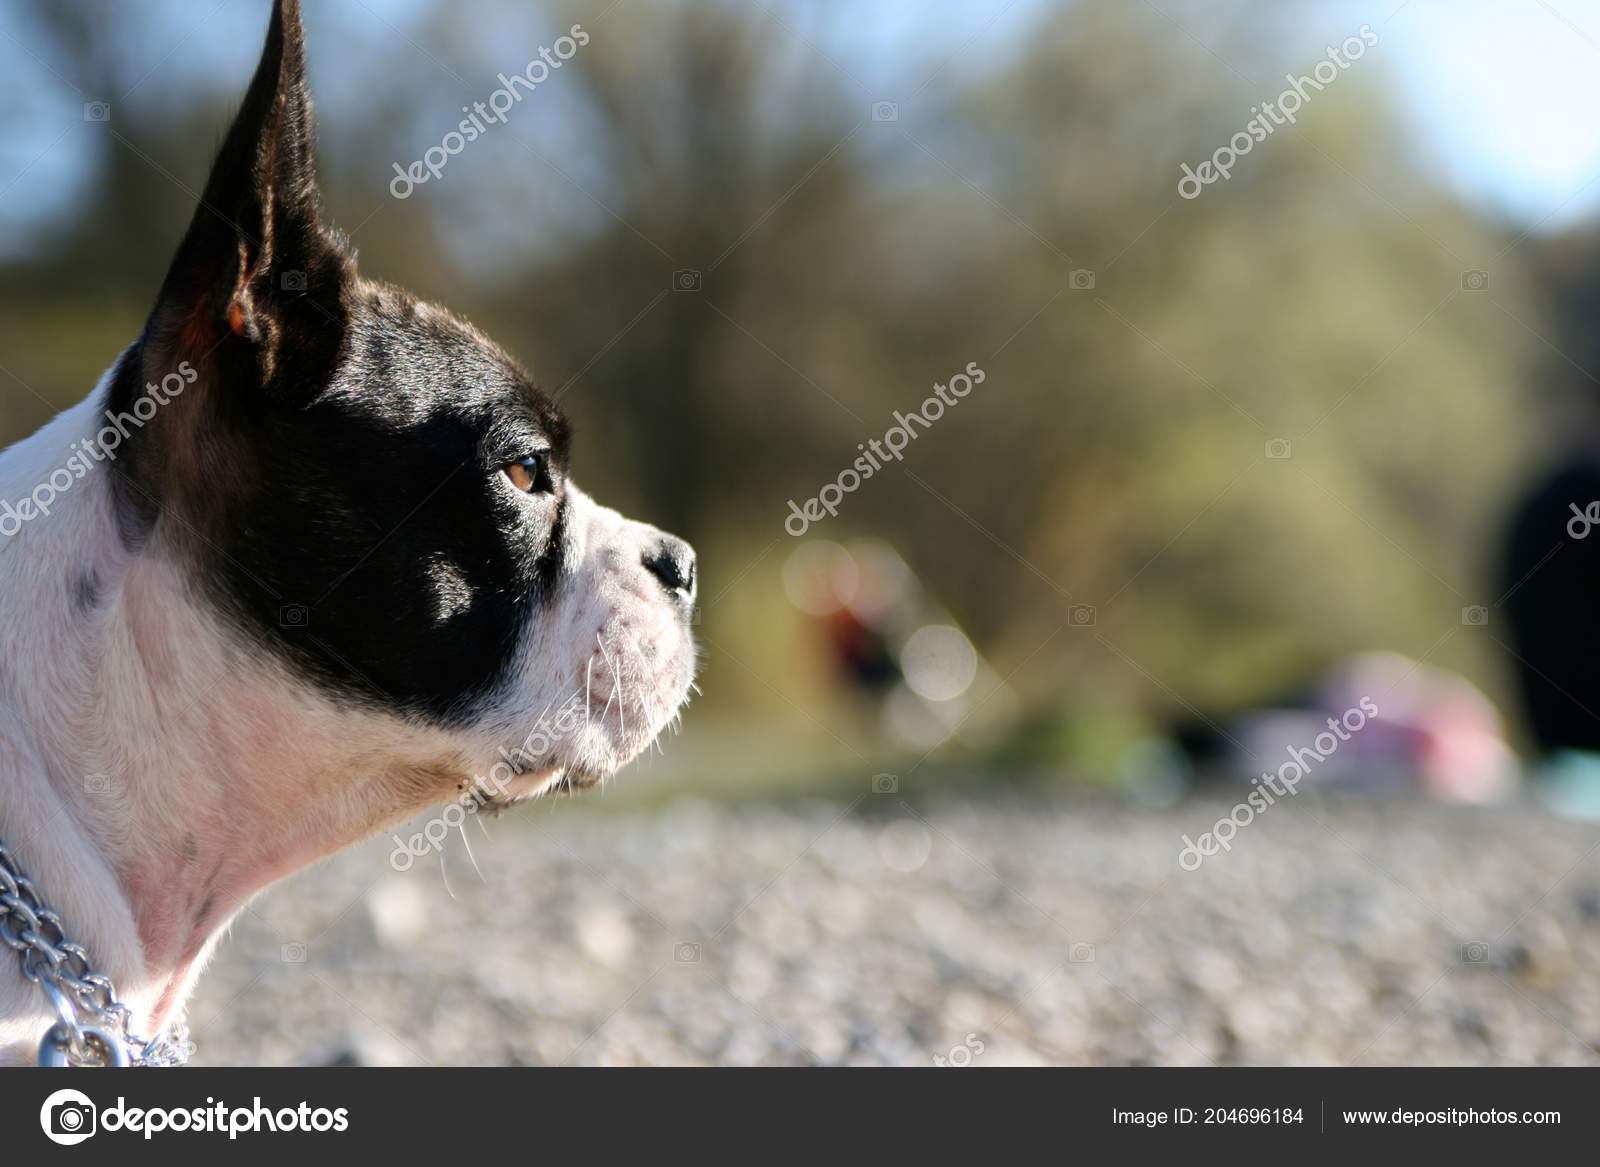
[0,369,460,1062]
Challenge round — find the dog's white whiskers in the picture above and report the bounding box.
[439,849,456,901]
[585,652,595,729]
[458,818,485,883]
[596,632,624,738]
[536,694,558,720]
[635,660,669,759]
[616,667,627,742]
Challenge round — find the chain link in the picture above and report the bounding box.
[0,836,192,1067]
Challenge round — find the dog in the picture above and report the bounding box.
[0,0,696,1064]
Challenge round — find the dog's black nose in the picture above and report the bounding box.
[643,536,696,600]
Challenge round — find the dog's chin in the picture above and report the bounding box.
[472,590,696,813]
[476,764,605,811]
[475,666,692,809]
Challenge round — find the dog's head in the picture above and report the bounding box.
[108,1,695,801]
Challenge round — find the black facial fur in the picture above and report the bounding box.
[108,0,575,723]
[212,289,573,720]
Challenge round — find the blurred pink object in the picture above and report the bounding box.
[1226,653,1518,803]
[1319,652,1519,803]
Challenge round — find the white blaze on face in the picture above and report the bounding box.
[423,557,475,623]
[481,483,696,784]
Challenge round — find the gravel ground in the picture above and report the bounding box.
[187,792,1600,1066]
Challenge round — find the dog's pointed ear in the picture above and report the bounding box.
[146,0,349,388]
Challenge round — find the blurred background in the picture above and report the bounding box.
[8,0,1600,1064]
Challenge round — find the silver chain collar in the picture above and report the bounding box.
[0,836,192,1067]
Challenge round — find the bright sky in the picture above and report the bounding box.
[1379,0,1600,228]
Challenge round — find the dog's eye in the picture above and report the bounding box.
[504,454,549,494]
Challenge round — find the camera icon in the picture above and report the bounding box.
[279,603,309,628]
[1069,942,1096,963]
[281,941,307,963]
[82,101,110,122]
[1461,941,1490,964]
[45,1094,97,1144]
[83,774,111,796]
[1068,268,1096,290]
[1265,438,1292,460]
[674,941,702,963]
[871,101,899,122]
[1461,605,1489,627]
[671,269,702,292]
[1461,269,1489,291]
[281,270,307,292]
[1068,604,1096,627]
[871,773,899,794]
